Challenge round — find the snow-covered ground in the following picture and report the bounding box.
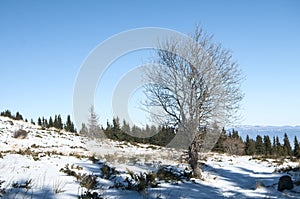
[0,116,299,199]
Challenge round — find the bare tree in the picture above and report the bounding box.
[144,26,243,178]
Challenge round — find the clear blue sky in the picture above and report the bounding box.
[0,0,299,127]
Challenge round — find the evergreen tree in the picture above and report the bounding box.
[37,117,42,126]
[293,136,300,158]
[42,117,48,128]
[145,124,151,136]
[57,115,63,129]
[255,135,264,155]
[121,120,131,134]
[150,126,175,146]
[30,119,35,125]
[108,117,123,140]
[231,129,240,139]
[150,125,158,136]
[212,127,227,153]
[112,117,121,131]
[64,115,76,132]
[244,135,256,155]
[131,125,142,140]
[275,136,283,157]
[15,112,23,120]
[88,106,102,137]
[48,116,53,128]
[53,115,58,128]
[79,123,88,135]
[1,110,12,118]
[263,135,272,156]
[272,136,276,156]
[283,133,292,156]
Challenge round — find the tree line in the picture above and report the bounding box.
[0,109,76,133]
[79,107,300,159]
[37,114,76,133]
[79,106,176,146]
[212,128,300,158]
[80,116,176,146]
[1,110,25,121]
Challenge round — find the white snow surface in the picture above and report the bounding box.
[0,116,299,198]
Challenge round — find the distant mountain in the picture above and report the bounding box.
[229,125,300,141]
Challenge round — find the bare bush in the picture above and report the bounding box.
[53,178,66,194]
[223,137,244,155]
[13,129,28,139]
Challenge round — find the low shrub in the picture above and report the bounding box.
[132,172,158,192]
[0,180,6,196]
[13,129,28,139]
[89,155,99,163]
[60,164,78,178]
[12,179,32,190]
[255,181,265,189]
[101,164,118,179]
[156,165,192,182]
[79,191,103,199]
[112,170,158,192]
[79,174,98,190]
[104,154,116,163]
[16,148,40,160]
[60,164,98,191]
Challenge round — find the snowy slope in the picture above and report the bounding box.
[0,116,300,199]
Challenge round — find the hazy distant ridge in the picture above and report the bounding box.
[229,125,300,141]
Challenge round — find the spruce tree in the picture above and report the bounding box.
[1,110,12,118]
[213,128,227,153]
[42,117,48,128]
[15,112,23,120]
[64,115,76,132]
[131,125,142,141]
[263,135,272,156]
[121,120,131,134]
[53,115,58,128]
[272,136,276,156]
[244,135,255,155]
[113,117,123,139]
[231,129,240,139]
[37,117,42,126]
[57,115,63,129]
[112,117,121,131]
[145,124,151,136]
[88,106,102,137]
[79,123,88,135]
[283,133,292,157]
[293,136,300,158]
[275,136,283,157]
[255,135,264,155]
[30,119,35,125]
[48,116,53,128]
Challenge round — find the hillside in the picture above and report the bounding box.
[0,116,300,199]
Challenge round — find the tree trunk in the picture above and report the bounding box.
[189,144,202,178]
